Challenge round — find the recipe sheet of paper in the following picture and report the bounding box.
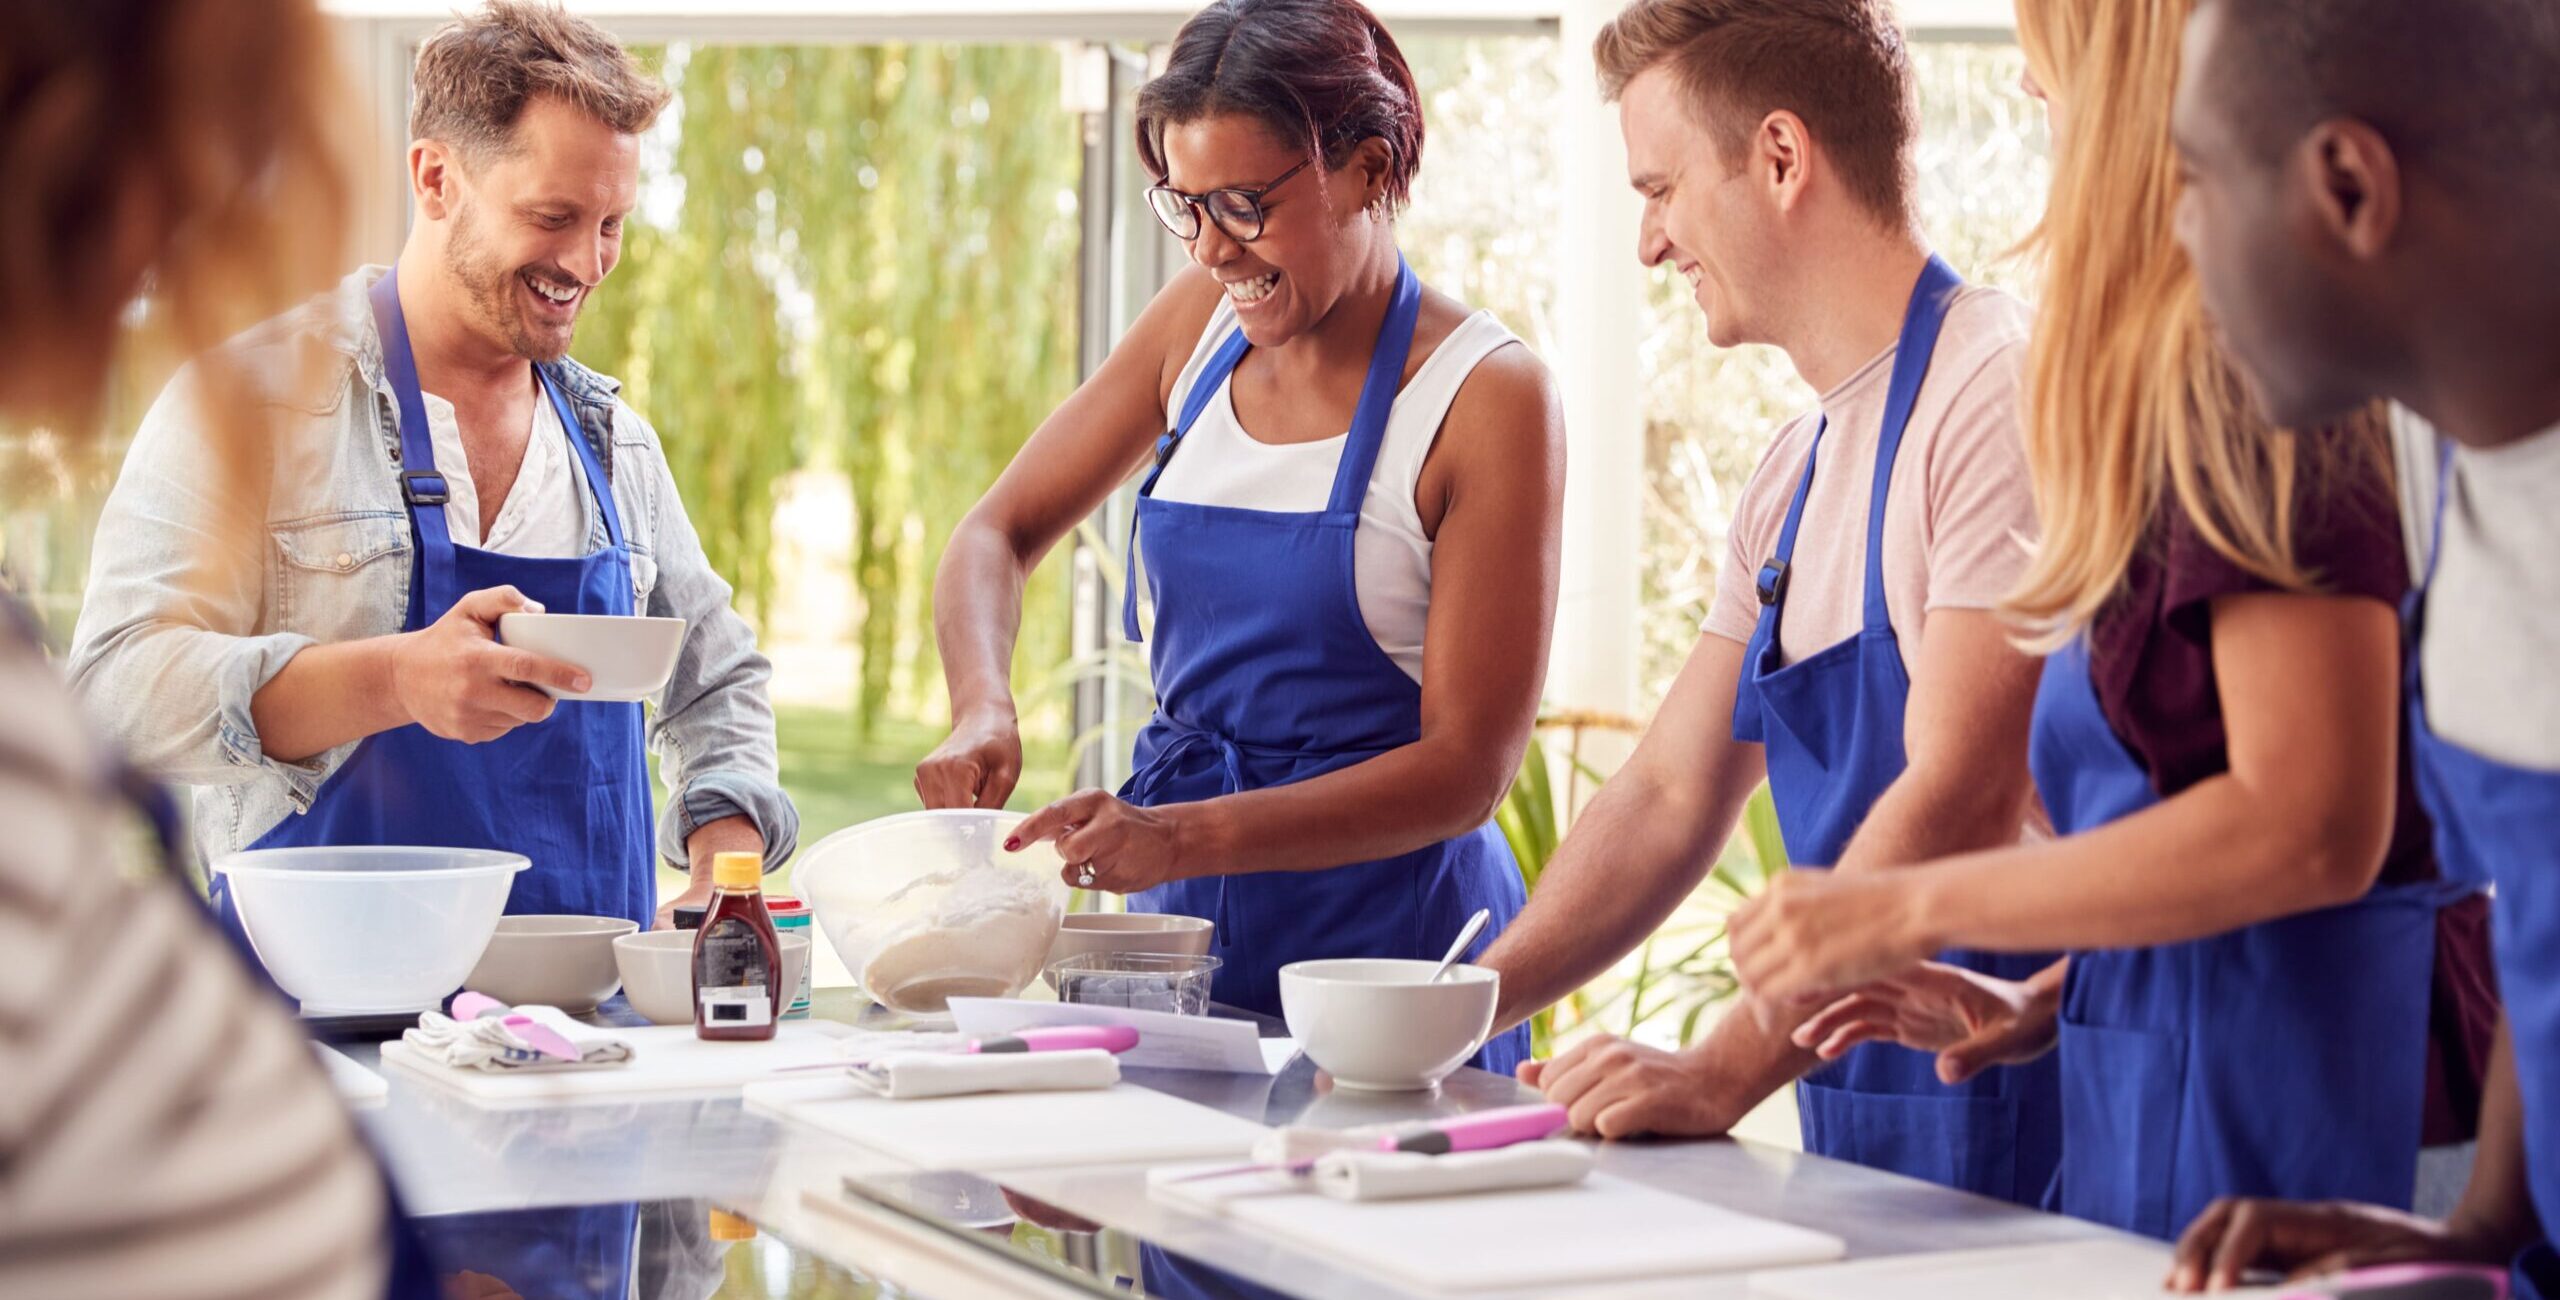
[945,998,1290,1074]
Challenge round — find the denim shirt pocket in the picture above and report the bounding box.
[273,511,410,639]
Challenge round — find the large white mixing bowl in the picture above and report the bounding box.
[214,846,526,1014]
[795,810,1068,1016]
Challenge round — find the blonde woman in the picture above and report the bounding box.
[1719,0,2496,1243]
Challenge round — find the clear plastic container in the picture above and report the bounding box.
[795,810,1069,1016]
[213,846,526,1014]
[1047,952,1222,1017]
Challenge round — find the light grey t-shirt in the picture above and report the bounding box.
[2396,406,2560,769]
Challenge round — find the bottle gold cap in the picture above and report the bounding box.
[712,851,762,891]
[707,1208,756,1241]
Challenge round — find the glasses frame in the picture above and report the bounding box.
[1145,157,1315,244]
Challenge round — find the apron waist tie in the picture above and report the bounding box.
[1120,715,1401,942]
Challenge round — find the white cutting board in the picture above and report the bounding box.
[1747,1239,2283,1300]
[743,1075,1268,1170]
[381,1022,854,1106]
[1153,1163,1845,1294]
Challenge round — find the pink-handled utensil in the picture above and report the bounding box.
[966,1025,1139,1055]
[1168,1101,1571,1183]
[772,1023,1143,1073]
[450,992,583,1063]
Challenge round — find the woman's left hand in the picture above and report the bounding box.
[1728,868,1936,1011]
[1007,790,1194,895]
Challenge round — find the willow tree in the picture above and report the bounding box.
[580,43,1082,740]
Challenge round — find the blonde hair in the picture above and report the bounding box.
[1,1,354,624]
[0,0,351,437]
[2002,0,2374,646]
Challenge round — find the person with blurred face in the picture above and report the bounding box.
[69,1,796,936]
[2158,0,2560,1291]
[1719,0,2498,1250]
[921,0,1566,1075]
[1485,0,2062,1208]
[0,2,438,1296]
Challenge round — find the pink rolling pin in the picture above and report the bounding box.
[1170,1102,1572,1182]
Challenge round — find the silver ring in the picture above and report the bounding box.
[1076,866,1096,888]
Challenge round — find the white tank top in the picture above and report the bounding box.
[1151,297,1520,683]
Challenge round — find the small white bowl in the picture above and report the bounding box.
[463,914,638,1013]
[1279,958,1499,1091]
[496,612,685,702]
[612,928,809,1026]
[1042,912,1215,968]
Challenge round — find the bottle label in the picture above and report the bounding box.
[698,986,773,1028]
[696,917,773,1027]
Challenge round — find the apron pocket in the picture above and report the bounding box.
[1796,1072,2023,1202]
[2055,1016,2187,1238]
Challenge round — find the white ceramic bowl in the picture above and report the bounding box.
[1042,912,1215,968]
[612,928,810,1026]
[214,846,526,1015]
[463,914,638,1013]
[495,612,685,702]
[795,810,1067,1016]
[1279,958,1499,1091]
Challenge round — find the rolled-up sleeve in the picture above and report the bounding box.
[65,367,342,807]
[623,408,800,871]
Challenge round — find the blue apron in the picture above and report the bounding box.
[1118,256,1529,1076]
[216,267,657,939]
[1730,254,2062,1204]
[413,1204,642,1300]
[2406,442,2560,1298]
[2030,635,2448,1239]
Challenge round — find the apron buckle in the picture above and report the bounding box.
[1756,559,1791,607]
[402,470,450,506]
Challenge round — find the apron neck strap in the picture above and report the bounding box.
[370,267,461,624]
[539,365,625,551]
[1325,255,1423,518]
[2405,433,2456,696]
[370,269,628,627]
[1857,253,1963,631]
[1121,254,1420,642]
[1755,253,1963,635]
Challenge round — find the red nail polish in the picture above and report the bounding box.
[1003,837,1021,852]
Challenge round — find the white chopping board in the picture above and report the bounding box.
[1747,1239,2283,1300]
[743,1075,1268,1170]
[1152,1163,1845,1295]
[381,1022,854,1106]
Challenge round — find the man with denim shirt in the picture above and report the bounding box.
[68,2,793,934]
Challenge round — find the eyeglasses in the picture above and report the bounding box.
[1145,157,1314,244]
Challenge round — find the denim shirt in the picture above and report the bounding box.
[66,266,799,872]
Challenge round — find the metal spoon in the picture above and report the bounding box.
[1429,908,1492,983]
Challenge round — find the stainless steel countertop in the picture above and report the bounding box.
[338,991,2127,1298]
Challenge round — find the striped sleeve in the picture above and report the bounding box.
[0,642,388,1300]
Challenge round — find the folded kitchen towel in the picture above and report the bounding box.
[846,1048,1121,1099]
[1308,1140,1595,1202]
[402,1003,634,1072]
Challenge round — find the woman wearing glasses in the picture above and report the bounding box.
[919,0,1563,1071]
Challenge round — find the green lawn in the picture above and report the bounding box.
[655,704,1070,899]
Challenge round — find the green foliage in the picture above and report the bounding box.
[576,43,1085,738]
[1498,737,1787,1060]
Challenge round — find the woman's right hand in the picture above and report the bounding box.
[1787,960,2059,1084]
[916,705,1024,810]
